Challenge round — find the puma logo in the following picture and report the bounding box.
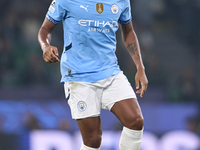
[80,5,89,12]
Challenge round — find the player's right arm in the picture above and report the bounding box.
[38,18,60,63]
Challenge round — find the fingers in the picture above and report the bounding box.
[43,46,60,63]
[52,48,60,62]
[53,48,59,57]
[140,82,148,97]
[135,88,145,98]
[135,79,139,90]
[135,81,148,98]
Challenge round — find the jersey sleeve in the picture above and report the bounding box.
[46,0,66,24]
[118,0,132,24]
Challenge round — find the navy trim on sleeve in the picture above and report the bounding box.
[118,18,131,25]
[46,14,60,24]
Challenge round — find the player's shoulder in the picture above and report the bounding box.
[125,0,131,4]
[122,0,131,8]
[115,0,130,8]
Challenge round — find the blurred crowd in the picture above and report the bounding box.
[0,0,62,88]
[0,0,200,103]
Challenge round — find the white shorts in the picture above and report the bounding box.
[64,71,137,119]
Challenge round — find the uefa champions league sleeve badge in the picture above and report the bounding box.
[49,0,56,13]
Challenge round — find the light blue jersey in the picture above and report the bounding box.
[46,0,132,83]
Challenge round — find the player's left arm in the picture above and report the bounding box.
[120,22,148,97]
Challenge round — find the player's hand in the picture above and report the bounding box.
[42,44,60,63]
[135,67,148,97]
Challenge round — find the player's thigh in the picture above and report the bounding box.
[111,98,144,130]
[102,72,136,110]
[64,82,102,119]
[76,116,102,146]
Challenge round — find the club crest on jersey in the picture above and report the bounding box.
[96,3,104,14]
[111,4,118,14]
[77,101,87,112]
